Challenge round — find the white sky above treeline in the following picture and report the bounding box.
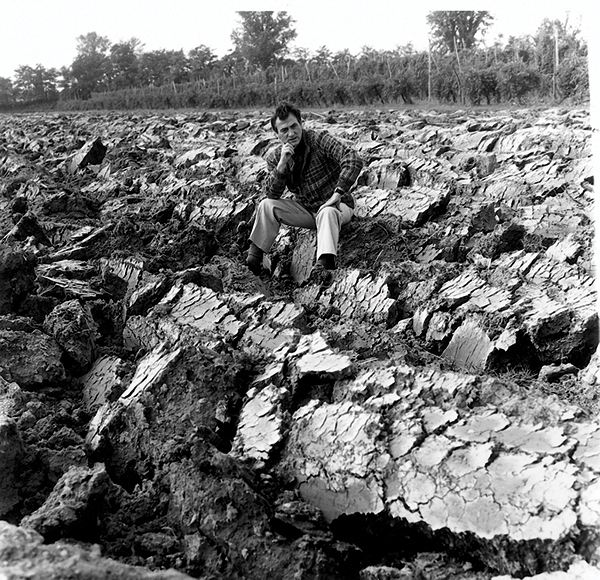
[0,0,592,80]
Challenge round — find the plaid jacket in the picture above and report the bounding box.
[264,129,363,213]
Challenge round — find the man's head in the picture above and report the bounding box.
[271,102,303,146]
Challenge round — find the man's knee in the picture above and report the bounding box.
[255,198,279,220]
[256,198,272,211]
[316,206,342,225]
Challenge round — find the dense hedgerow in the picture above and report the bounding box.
[1,35,589,113]
[52,50,587,112]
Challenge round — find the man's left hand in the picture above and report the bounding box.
[319,192,342,211]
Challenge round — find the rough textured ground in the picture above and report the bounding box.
[0,105,597,579]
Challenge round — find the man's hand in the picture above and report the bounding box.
[277,143,295,173]
[319,191,342,211]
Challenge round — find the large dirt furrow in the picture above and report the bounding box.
[0,106,596,579]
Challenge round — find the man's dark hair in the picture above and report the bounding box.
[271,102,302,132]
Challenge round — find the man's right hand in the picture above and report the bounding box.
[277,143,295,173]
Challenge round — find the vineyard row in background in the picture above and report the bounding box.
[0,17,589,112]
[59,60,588,112]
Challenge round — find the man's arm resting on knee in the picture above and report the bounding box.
[319,191,342,210]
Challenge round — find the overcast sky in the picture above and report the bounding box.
[0,0,593,80]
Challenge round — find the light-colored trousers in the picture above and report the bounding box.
[249,198,354,258]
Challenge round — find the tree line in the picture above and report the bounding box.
[0,11,588,111]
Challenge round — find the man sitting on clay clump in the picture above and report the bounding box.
[246,101,363,285]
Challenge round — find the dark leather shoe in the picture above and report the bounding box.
[246,256,262,275]
[308,262,333,287]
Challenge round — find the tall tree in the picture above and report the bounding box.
[70,32,112,97]
[13,65,58,101]
[0,77,14,105]
[427,11,493,53]
[231,11,297,71]
[138,50,190,86]
[163,50,190,84]
[110,38,143,89]
[188,45,217,81]
[76,31,111,56]
[58,66,75,93]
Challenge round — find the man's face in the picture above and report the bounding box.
[274,113,303,147]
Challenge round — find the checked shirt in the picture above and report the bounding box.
[264,129,363,213]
